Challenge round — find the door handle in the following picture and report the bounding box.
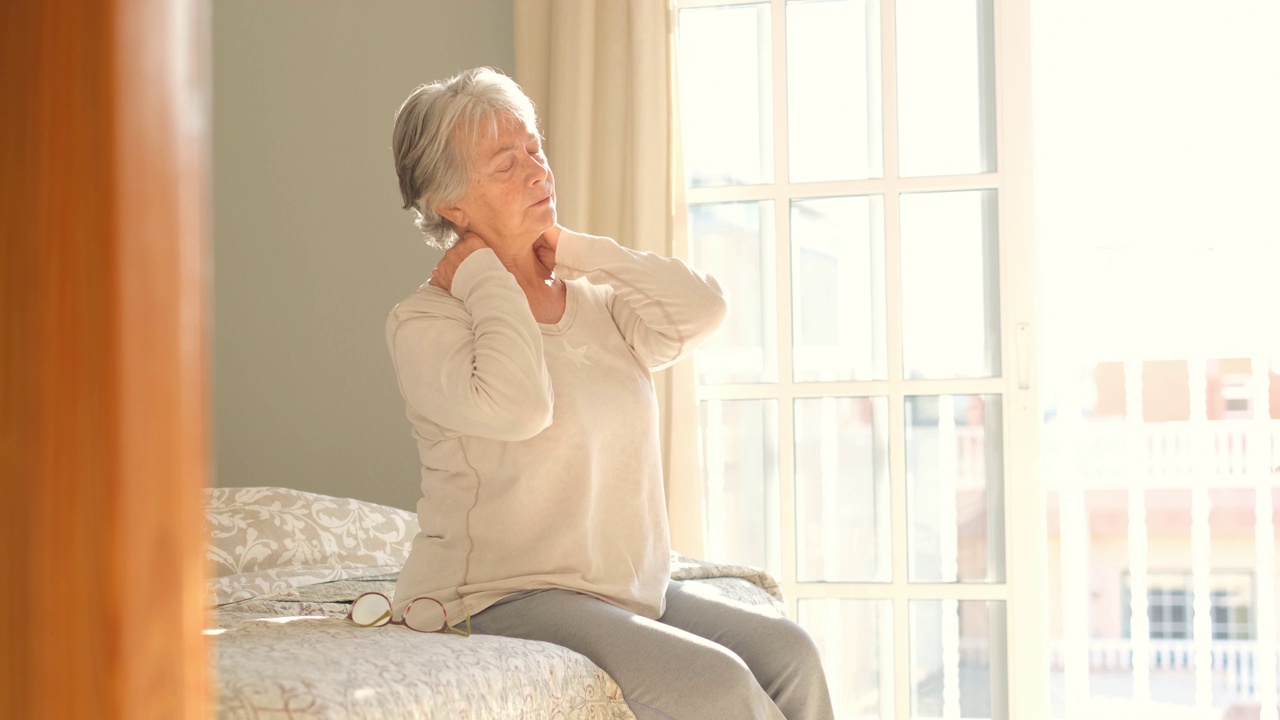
[1015,322,1032,390]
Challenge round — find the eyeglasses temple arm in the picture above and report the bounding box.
[449,615,472,637]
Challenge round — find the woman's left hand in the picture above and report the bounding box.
[533,224,562,275]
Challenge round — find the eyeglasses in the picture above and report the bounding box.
[345,591,472,637]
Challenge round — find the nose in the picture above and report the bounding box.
[525,153,549,186]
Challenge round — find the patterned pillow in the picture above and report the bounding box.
[204,486,418,605]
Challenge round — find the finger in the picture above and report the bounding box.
[541,224,562,249]
[536,252,556,275]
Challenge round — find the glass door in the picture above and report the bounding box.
[676,1,1044,718]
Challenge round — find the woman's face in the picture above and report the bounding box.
[440,114,556,253]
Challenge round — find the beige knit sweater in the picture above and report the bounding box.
[385,230,726,625]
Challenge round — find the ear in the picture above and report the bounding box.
[435,203,467,230]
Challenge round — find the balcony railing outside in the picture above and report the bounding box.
[1045,639,1272,699]
[1041,419,1280,489]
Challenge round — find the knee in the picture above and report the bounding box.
[688,641,761,694]
[676,644,777,719]
[787,620,825,670]
[751,617,829,695]
[758,617,825,671]
[619,640,771,720]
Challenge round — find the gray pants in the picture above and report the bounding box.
[469,580,835,720]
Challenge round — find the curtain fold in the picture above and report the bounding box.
[514,0,705,558]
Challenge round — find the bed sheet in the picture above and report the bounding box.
[211,562,783,720]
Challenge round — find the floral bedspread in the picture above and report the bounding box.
[212,569,782,720]
[206,486,785,720]
[213,599,631,719]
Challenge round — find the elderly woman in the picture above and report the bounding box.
[386,67,833,720]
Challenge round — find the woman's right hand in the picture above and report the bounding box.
[429,232,488,292]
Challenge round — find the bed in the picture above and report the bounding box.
[206,486,787,719]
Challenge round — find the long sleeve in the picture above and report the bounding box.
[553,230,728,370]
[386,248,554,441]
[390,233,683,626]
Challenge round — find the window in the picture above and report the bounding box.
[674,1,1040,717]
[1219,376,1253,420]
[1122,571,1255,641]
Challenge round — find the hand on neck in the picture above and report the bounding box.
[459,225,564,324]
[501,247,554,292]
[480,231,554,292]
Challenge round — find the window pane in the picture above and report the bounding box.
[795,396,890,582]
[786,0,882,182]
[699,399,779,576]
[895,0,996,177]
[791,195,886,382]
[900,190,1001,379]
[907,395,1005,583]
[678,4,773,187]
[910,600,1008,720]
[799,599,894,719]
[689,201,778,384]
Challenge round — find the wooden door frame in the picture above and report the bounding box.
[2,1,210,718]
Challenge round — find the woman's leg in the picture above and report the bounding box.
[658,581,835,720]
[469,589,786,720]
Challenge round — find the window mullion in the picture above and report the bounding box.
[770,0,792,389]
[792,582,1010,601]
[876,1,913,717]
[769,0,798,610]
[685,173,1000,205]
[697,377,1010,401]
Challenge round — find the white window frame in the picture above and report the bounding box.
[673,1,1046,717]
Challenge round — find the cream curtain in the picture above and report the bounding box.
[514,0,705,557]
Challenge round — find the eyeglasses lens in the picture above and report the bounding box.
[349,593,392,627]
[403,598,447,632]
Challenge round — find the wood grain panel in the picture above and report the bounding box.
[1,1,210,718]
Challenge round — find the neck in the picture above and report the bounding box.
[492,239,553,292]
[489,234,564,325]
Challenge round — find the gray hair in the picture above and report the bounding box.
[391,67,539,249]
